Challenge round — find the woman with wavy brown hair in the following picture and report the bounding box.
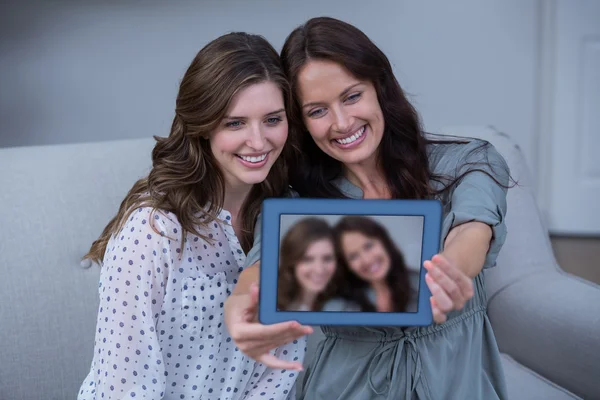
[276,217,337,312]
[77,32,302,400]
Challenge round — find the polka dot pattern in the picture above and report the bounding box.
[78,207,306,400]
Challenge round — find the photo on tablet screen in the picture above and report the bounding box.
[276,214,423,313]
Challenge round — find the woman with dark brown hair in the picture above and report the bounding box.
[329,216,418,313]
[276,217,337,312]
[225,17,513,400]
[77,32,303,400]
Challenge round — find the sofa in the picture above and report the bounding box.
[0,126,598,400]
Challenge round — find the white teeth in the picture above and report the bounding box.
[336,126,365,145]
[238,153,267,163]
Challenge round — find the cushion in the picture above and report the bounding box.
[500,353,581,399]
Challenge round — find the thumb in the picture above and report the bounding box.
[249,282,260,305]
[246,283,261,322]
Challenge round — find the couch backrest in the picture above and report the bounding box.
[0,138,155,400]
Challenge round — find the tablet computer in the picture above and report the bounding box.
[258,198,442,327]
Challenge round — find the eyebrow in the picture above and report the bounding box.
[302,82,363,109]
[223,108,285,120]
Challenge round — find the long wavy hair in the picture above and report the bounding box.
[280,17,514,200]
[85,32,293,264]
[332,216,413,312]
[277,217,336,311]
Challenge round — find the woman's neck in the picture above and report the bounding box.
[343,158,391,199]
[370,279,389,295]
[296,291,318,310]
[370,280,393,312]
[222,182,252,234]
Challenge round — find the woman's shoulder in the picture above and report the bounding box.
[117,206,184,243]
[425,134,509,177]
[101,207,183,270]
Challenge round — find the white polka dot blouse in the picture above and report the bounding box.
[78,207,306,400]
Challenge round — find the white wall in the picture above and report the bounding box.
[0,0,540,171]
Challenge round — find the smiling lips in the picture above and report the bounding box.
[308,273,330,287]
[237,153,267,163]
[236,152,269,168]
[364,261,382,276]
[334,125,366,145]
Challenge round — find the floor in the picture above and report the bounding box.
[550,236,600,284]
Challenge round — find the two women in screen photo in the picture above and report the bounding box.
[277,215,420,313]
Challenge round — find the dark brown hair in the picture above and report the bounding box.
[277,217,336,311]
[332,216,412,312]
[280,17,514,200]
[85,32,293,263]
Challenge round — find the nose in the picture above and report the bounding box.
[358,253,371,269]
[317,261,328,272]
[331,105,353,134]
[246,124,266,151]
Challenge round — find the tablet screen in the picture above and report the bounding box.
[276,214,424,313]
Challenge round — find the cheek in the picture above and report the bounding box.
[325,261,336,275]
[268,124,289,147]
[210,132,240,154]
[295,264,309,281]
[366,91,384,118]
[376,246,388,260]
[375,109,384,131]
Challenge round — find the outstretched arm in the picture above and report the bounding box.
[424,140,511,323]
[443,221,492,278]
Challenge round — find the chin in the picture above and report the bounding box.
[364,271,386,283]
[332,145,379,166]
[238,172,270,186]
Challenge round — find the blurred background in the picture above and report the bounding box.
[1,0,598,282]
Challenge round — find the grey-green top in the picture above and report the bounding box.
[244,138,510,399]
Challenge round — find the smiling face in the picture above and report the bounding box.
[294,238,337,294]
[296,59,385,167]
[340,231,391,283]
[209,80,288,190]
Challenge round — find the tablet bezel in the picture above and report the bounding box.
[258,198,442,326]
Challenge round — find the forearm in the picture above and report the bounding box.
[232,261,261,295]
[442,221,492,279]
